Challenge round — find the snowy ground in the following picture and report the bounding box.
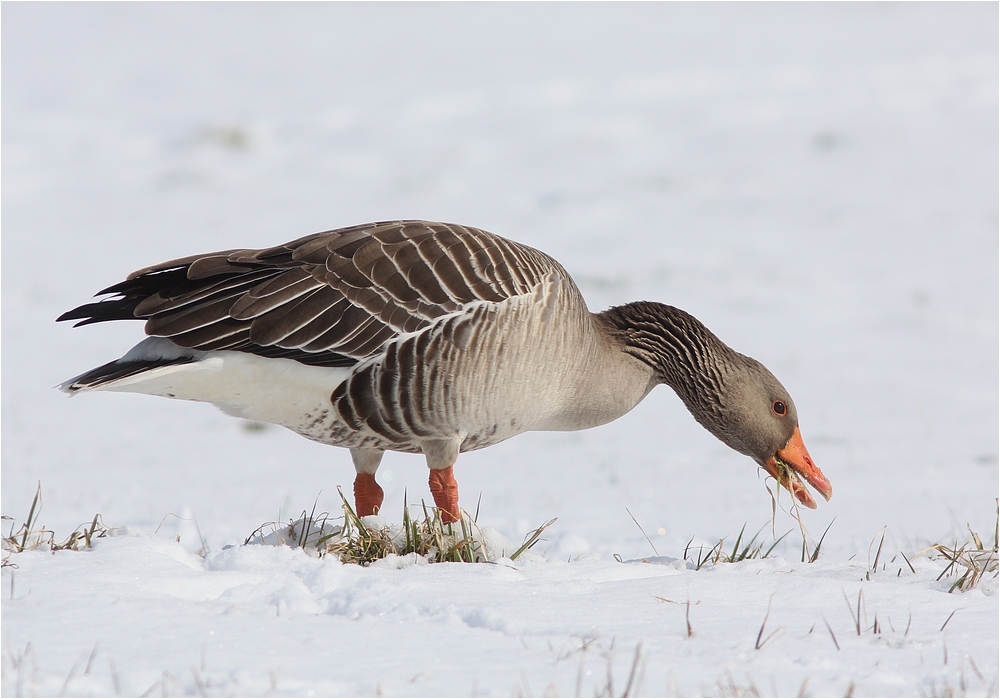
[2,3,997,697]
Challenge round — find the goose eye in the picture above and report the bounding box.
[772,401,787,416]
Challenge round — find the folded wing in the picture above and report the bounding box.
[57,221,568,367]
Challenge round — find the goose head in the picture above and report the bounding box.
[704,354,833,509]
[601,301,833,508]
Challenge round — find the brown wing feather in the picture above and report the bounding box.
[60,221,570,367]
[229,271,322,320]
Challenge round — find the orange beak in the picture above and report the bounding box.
[763,427,833,509]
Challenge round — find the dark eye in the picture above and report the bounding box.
[772,401,787,416]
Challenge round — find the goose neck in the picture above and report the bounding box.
[596,301,739,414]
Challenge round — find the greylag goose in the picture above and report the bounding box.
[58,220,831,523]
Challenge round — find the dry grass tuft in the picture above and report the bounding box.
[923,500,999,593]
[680,514,834,572]
[2,484,108,564]
[683,523,792,570]
[247,488,556,566]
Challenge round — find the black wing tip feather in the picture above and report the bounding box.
[56,299,143,326]
[58,265,195,326]
[55,307,87,324]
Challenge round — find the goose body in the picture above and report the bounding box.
[59,220,831,521]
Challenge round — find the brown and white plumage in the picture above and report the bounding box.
[59,220,832,522]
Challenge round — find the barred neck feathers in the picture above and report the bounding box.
[596,301,741,422]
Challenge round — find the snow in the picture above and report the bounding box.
[4,534,995,697]
[2,3,997,696]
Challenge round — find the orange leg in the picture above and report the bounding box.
[428,465,460,524]
[353,473,384,517]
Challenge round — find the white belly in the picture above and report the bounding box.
[86,337,351,438]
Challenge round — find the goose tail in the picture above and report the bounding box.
[59,356,197,395]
